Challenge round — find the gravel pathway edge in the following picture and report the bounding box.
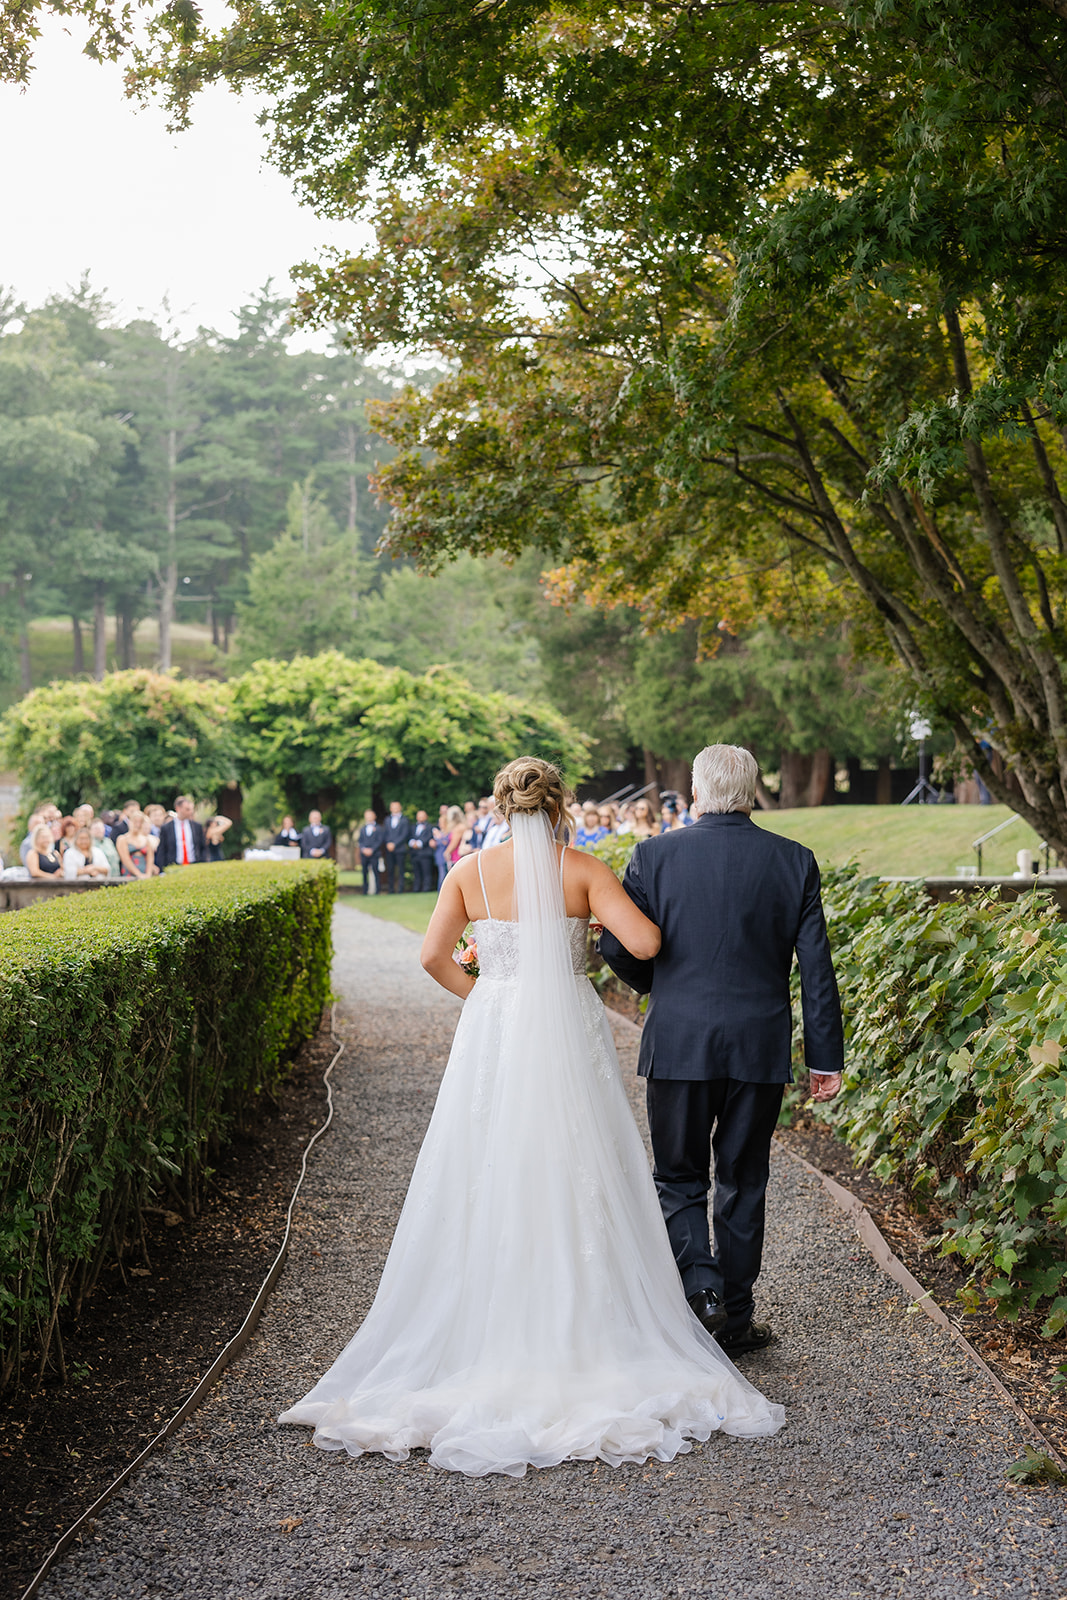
[778,1142,1067,1472]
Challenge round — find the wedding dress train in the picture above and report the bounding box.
[279,812,784,1475]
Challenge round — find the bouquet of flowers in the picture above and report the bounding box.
[453,932,480,979]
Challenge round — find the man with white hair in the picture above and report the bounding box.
[598,743,843,1354]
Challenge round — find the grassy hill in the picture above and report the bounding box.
[1,618,226,709]
[753,803,1047,877]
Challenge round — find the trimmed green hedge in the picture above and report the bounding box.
[0,861,335,1386]
[809,869,1067,1338]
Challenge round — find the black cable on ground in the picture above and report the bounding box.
[18,1006,346,1600]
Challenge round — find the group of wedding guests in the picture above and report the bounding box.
[14,796,234,881]
[571,791,694,847]
[352,789,695,894]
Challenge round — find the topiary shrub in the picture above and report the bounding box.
[0,669,239,823]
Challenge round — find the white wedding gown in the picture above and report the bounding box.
[279,812,784,1475]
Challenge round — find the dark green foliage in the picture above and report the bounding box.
[0,285,395,692]
[231,649,590,825]
[809,869,1067,1339]
[0,669,239,819]
[0,860,335,1387]
[622,625,899,775]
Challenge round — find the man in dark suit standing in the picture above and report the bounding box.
[357,810,383,894]
[598,744,843,1354]
[408,809,435,892]
[300,810,332,860]
[155,795,207,872]
[382,800,412,893]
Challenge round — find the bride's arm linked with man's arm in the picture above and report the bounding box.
[597,829,844,1100]
[419,840,661,1000]
[593,845,657,994]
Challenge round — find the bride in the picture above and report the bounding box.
[279,757,784,1475]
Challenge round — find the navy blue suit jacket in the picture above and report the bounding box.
[155,817,206,872]
[300,824,333,858]
[383,814,413,853]
[597,812,843,1083]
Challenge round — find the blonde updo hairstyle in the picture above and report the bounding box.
[493,757,573,828]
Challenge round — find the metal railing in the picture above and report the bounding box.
[972,814,1049,876]
[595,779,660,807]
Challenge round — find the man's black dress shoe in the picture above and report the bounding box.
[686,1289,728,1336]
[715,1320,775,1354]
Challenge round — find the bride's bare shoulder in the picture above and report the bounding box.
[566,845,613,882]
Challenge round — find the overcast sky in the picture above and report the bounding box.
[0,16,358,341]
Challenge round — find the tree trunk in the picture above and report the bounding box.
[754,776,779,810]
[642,749,662,796]
[15,575,31,694]
[210,597,220,650]
[778,750,813,809]
[92,585,107,680]
[876,758,892,805]
[71,614,84,674]
[158,426,178,672]
[158,562,178,671]
[346,423,359,535]
[117,604,135,670]
[215,781,242,850]
[659,757,692,802]
[805,747,833,807]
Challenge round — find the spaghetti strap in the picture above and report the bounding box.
[477,847,491,920]
[559,844,567,890]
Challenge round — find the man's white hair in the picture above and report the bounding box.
[691,744,759,814]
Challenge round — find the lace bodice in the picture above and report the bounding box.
[471,917,589,981]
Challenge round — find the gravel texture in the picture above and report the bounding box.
[39,904,1067,1599]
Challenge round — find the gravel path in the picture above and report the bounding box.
[41,905,1066,1599]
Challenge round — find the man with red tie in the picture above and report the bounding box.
[155,795,207,872]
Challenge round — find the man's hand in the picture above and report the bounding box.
[810,1072,843,1103]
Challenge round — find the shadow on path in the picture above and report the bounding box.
[39,905,1066,1599]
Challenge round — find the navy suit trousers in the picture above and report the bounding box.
[646,1077,784,1331]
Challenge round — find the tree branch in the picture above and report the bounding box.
[1021,398,1067,555]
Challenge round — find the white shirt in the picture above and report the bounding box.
[63,845,110,879]
[174,819,195,864]
[481,819,510,850]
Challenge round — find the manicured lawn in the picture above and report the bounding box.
[337,885,438,936]
[753,803,1047,877]
[2,618,225,707]
[336,807,1048,930]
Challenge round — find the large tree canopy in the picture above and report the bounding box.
[70,0,1064,847]
[231,650,590,825]
[7,3,1067,836]
[1,655,589,827]
[0,669,239,816]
